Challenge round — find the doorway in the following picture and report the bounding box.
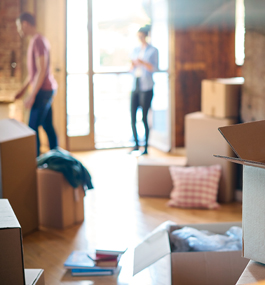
[66,0,170,151]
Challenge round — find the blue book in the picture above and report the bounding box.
[64,250,117,270]
[71,268,114,276]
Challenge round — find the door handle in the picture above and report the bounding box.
[10,51,16,77]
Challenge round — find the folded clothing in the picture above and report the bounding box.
[170,226,242,252]
[37,147,93,191]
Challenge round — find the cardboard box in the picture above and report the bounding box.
[138,156,187,197]
[0,102,11,120]
[185,112,237,202]
[0,199,25,285]
[214,120,265,264]
[201,77,244,118]
[0,119,38,235]
[0,199,45,285]
[134,221,248,285]
[236,261,265,285]
[25,269,45,285]
[37,168,85,229]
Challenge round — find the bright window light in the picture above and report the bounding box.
[235,0,245,66]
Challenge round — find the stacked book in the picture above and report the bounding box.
[64,248,126,276]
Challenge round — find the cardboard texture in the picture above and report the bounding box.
[37,168,85,229]
[0,102,11,120]
[236,261,265,285]
[215,119,265,264]
[25,269,45,285]
[185,112,237,202]
[138,156,187,197]
[0,119,38,236]
[134,221,248,285]
[0,199,25,285]
[201,77,244,118]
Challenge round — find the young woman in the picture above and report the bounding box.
[130,25,158,155]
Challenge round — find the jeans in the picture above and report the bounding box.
[29,89,58,156]
[131,79,153,150]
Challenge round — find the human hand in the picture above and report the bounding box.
[24,95,35,109]
[132,60,139,67]
[14,89,24,100]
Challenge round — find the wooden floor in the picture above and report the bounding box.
[23,147,242,285]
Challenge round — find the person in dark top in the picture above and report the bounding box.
[15,12,58,156]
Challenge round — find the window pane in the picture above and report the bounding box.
[67,74,90,137]
[92,0,151,72]
[151,0,169,70]
[151,72,169,134]
[94,73,134,148]
[67,0,88,73]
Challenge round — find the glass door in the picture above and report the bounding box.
[148,0,170,152]
[66,0,94,151]
[66,0,170,151]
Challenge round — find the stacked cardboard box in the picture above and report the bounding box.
[201,77,244,118]
[185,77,244,203]
[0,119,38,235]
[37,169,85,229]
[0,199,44,285]
[185,112,237,202]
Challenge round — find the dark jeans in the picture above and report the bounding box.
[29,89,58,156]
[131,80,153,150]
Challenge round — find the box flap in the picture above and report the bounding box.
[0,199,21,229]
[218,120,265,162]
[214,155,265,169]
[133,222,172,276]
[0,119,35,143]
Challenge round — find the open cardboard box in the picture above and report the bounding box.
[134,221,248,285]
[0,199,45,285]
[134,222,247,285]
[214,120,265,264]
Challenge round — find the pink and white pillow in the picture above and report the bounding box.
[168,165,222,209]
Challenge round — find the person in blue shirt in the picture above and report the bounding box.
[130,25,158,155]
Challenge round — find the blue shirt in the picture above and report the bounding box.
[131,44,159,92]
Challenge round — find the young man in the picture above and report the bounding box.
[15,12,58,156]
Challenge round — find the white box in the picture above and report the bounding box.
[134,221,248,285]
[25,269,45,285]
[215,119,265,264]
[201,77,244,118]
[185,112,237,202]
[138,156,187,197]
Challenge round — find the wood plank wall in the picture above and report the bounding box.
[241,1,265,123]
[174,28,239,147]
